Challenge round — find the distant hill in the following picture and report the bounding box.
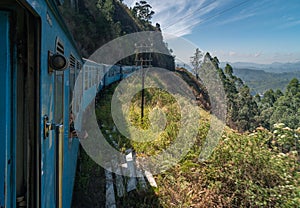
[233,68,300,94]
[220,61,300,73]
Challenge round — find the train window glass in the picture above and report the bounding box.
[84,67,88,90]
[69,55,76,105]
[98,67,101,84]
[73,61,81,113]
[54,71,64,124]
[88,67,91,87]
[75,73,82,114]
[92,68,94,86]
[102,66,105,77]
[95,69,98,85]
[76,60,81,78]
[88,67,92,87]
[93,68,96,85]
[92,68,95,85]
[91,68,94,86]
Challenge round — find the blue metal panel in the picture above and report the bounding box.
[0,11,12,208]
[20,1,83,207]
[62,138,79,208]
[39,9,82,208]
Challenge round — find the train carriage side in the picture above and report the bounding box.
[0,0,82,207]
[105,64,122,85]
[81,59,105,111]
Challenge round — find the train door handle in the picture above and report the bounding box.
[43,115,55,139]
[43,115,64,208]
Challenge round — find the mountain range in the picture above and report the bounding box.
[220,61,300,73]
[176,60,300,94]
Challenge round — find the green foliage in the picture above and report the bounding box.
[204,53,259,132]
[256,78,300,130]
[156,127,299,207]
[60,0,175,69]
[75,75,300,207]
[128,88,181,155]
[201,54,300,133]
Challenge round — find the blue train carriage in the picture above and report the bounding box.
[0,0,82,207]
[122,65,141,79]
[105,64,122,85]
[72,59,138,142]
[80,58,107,111]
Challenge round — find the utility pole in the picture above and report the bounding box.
[135,41,153,124]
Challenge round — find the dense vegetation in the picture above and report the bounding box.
[200,52,300,134]
[202,53,259,132]
[73,78,299,207]
[63,1,300,207]
[256,78,300,130]
[59,0,175,70]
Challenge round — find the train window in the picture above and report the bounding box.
[89,68,92,86]
[69,54,76,105]
[84,67,89,90]
[54,37,65,124]
[92,68,95,85]
[75,73,82,114]
[93,68,96,85]
[88,67,92,87]
[91,68,94,86]
[97,67,101,84]
[54,70,64,124]
[76,60,81,78]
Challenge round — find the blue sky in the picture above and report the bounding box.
[124,0,300,64]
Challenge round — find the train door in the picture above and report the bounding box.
[15,6,41,208]
[0,10,13,208]
[0,5,40,208]
[42,38,66,208]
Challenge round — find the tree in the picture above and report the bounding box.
[224,63,233,77]
[255,78,300,130]
[132,1,155,22]
[286,78,299,96]
[190,48,203,79]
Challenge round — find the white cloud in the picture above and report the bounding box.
[123,0,221,36]
[216,12,256,26]
[280,19,300,29]
[229,51,236,56]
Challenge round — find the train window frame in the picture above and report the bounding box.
[84,67,89,90]
[88,66,92,88]
[54,37,65,124]
[54,70,64,124]
[93,67,96,85]
[69,54,76,105]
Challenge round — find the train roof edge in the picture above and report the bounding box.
[44,0,82,60]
